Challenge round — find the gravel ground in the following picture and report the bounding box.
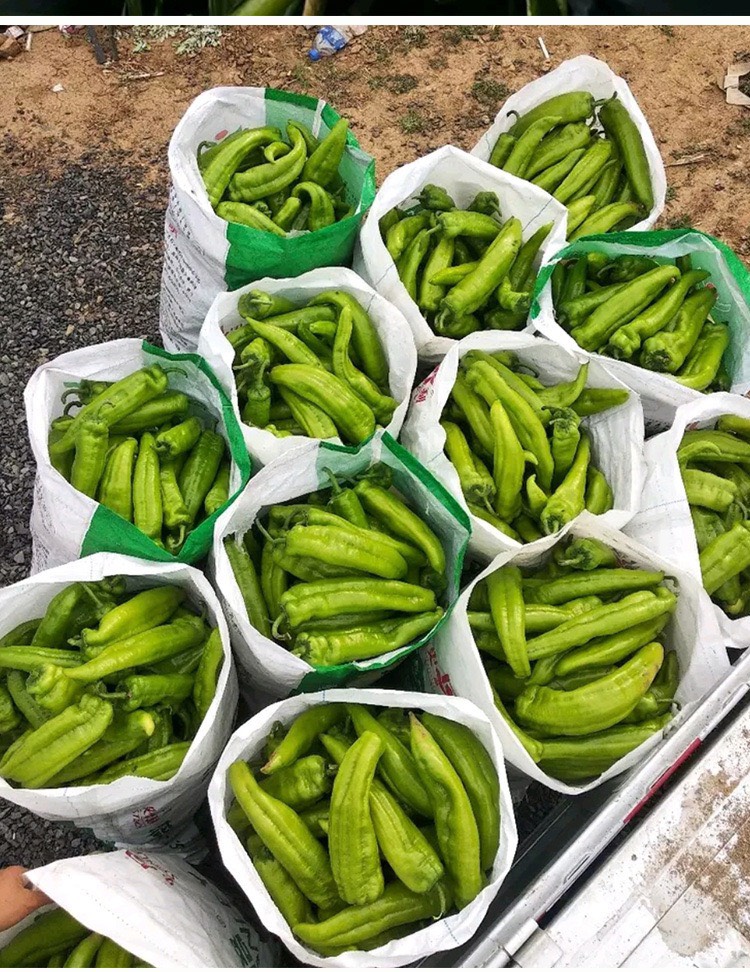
[0,139,167,868]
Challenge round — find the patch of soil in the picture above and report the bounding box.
[3,24,750,259]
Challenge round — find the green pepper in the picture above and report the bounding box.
[352,481,446,589]
[523,589,675,663]
[63,616,207,684]
[178,430,225,530]
[230,125,307,203]
[246,835,315,929]
[526,122,592,178]
[569,201,642,241]
[531,148,588,194]
[410,714,482,908]
[641,287,717,373]
[488,132,516,168]
[384,212,432,263]
[550,407,581,488]
[224,536,271,638]
[541,433,591,535]
[571,265,681,352]
[555,537,618,571]
[46,710,156,786]
[436,218,522,329]
[516,641,664,736]
[551,612,671,679]
[487,566,529,678]
[293,610,442,666]
[0,908,88,967]
[108,392,189,435]
[293,879,451,954]
[0,693,114,788]
[502,116,563,179]
[673,321,730,391]
[442,421,496,510]
[300,117,347,188]
[598,97,654,210]
[699,521,750,594]
[97,437,138,522]
[606,269,710,361]
[558,280,631,331]
[468,361,553,492]
[417,183,456,212]
[291,181,335,231]
[81,740,189,784]
[200,126,280,208]
[552,139,613,204]
[331,306,396,427]
[538,715,671,781]
[230,759,341,910]
[526,567,665,605]
[69,416,109,499]
[621,650,679,723]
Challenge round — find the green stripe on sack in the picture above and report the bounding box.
[81,343,251,565]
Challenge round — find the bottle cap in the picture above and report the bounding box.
[308,48,321,61]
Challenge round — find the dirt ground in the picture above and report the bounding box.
[3,24,750,260]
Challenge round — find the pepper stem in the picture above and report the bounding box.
[323,467,342,496]
[254,521,275,545]
[60,385,84,404]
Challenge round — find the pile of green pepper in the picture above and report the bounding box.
[0,580,224,789]
[0,906,151,967]
[379,184,552,337]
[551,251,730,391]
[224,465,447,668]
[49,365,231,555]
[226,288,395,443]
[441,349,625,542]
[199,118,354,234]
[487,90,653,237]
[468,537,679,782]
[226,701,499,956]
[678,415,750,618]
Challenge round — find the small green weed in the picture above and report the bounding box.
[399,109,428,135]
[471,78,510,107]
[369,74,418,95]
[663,211,694,230]
[402,26,428,49]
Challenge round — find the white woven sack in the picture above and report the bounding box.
[208,688,517,968]
[355,144,567,362]
[0,850,279,968]
[197,268,417,468]
[400,330,645,559]
[427,513,729,795]
[470,54,666,236]
[627,392,750,649]
[0,554,237,856]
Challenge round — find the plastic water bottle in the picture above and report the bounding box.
[309,26,364,61]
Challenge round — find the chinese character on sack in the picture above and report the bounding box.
[132,805,160,829]
[413,367,438,403]
[230,929,259,967]
[124,849,175,885]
